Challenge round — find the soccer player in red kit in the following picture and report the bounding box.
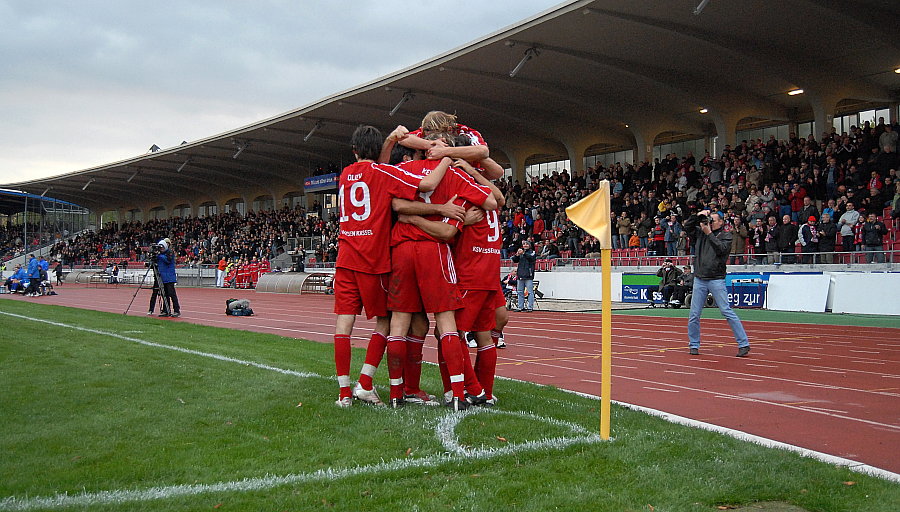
[450,158,508,406]
[332,125,450,408]
[353,144,464,405]
[399,111,503,180]
[384,137,498,410]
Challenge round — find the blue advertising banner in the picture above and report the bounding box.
[725,273,767,308]
[622,271,824,308]
[621,273,664,304]
[304,173,339,192]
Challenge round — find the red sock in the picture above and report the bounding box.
[440,332,465,399]
[437,338,450,394]
[404,334,425,394]
[460,336,483,396]
[386,336,406,400]
[334,334,352,399]
[358,331,387,390]
[475,344,497,399]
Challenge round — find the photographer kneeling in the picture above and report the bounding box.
[150,238,181,318]
[655,258,683,307]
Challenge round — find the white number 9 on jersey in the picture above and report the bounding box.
[338,182,371,222]
[486,210,500,242]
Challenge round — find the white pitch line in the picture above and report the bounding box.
[0,311,321,380]
[0,310,604,511]
[796,383,839,389]
[1,409,600,511]
[4,306,899,504]
[642,386,679,393]
[798,406,851,415]
[596,396,900,484]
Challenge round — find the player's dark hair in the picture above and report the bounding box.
[389,144,416,165]
[351,125,383,161]
[454,134,471,147]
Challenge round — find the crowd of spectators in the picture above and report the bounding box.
[0,223,46,262]
[497,119,899,262]
[45,205,340,268]
[6,119,899,269]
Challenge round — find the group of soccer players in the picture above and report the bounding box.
[332,111,509,411]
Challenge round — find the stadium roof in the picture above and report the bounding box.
[0,189,87,216]
[3,0,899,214]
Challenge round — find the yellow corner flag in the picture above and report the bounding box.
[565,181,612,248]
[566,180,613,440]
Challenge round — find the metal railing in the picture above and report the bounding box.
[500,249,899,271]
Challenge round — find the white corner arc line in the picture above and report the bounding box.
[0,311,604,511]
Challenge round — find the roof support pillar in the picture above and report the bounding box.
[507,149,530,185]
[710,112,743,155]
[561,138,593,177]
[628,125,658,165]
[808,92,842,142]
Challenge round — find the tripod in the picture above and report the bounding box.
[124,258,169,316]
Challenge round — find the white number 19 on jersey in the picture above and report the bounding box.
[339,182,371,222]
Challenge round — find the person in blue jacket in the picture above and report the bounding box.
[154,238,181,317]
[24,254,41,296]
[5,264,27,293]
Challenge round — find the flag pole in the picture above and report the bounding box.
[600,245,611,440]
[564,180,613,440]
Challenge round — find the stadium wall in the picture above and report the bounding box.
[534,270,900,316]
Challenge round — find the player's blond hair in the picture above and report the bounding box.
[421,111,458,134]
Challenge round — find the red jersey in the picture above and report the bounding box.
[452,209,502,290]
[409,123,487,147]
[391,160,492,246]
[336,161,422,274]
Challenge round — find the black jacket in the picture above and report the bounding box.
[818,221,837,251]
[683,214,732,280]
[512,248,536,279]
[862,220,886,246]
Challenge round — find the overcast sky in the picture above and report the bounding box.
[0,1,555,183]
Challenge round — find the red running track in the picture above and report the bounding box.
[4,285,899,474]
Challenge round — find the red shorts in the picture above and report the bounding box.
[388,241,462,313]
[455,289,503,332]
[333,267,389,319]
[493,284,508,309]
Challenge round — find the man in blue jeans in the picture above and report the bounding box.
[512,240,536,312]
[683,210,750,357]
